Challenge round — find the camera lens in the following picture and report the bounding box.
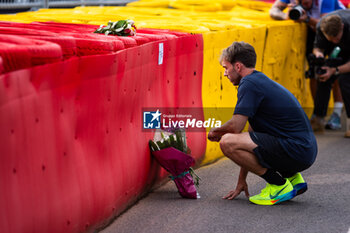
[289,5,304,20]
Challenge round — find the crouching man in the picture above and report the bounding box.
[208,42,317,205]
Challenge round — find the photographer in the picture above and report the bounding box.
[270,0,345,28]
[312,9,350,138]
[270,0,346,130]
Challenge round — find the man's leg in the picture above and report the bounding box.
[219,132,296,205]
[310,78,317,102]
[219,132,266,176]
[220,132,287,185]
[326,80,343,130]
[312,75,337,132]
[306,28,317,101]
[332,80,343,115]
[338,73,350,137]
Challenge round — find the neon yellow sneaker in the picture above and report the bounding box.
[249,179,296,205]
[287,173,308,196]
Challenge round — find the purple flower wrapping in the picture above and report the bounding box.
[151,147,199,199]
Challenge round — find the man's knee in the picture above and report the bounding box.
[220,134,238,155]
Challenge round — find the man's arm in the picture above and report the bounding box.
[223,166,249,199]
[314,45,350,81]
[208,114,248,142]
[297,13,320,31]
[270,0,289,20]
[296,4,331,31]
[337,61,350,74]
[313,47,325,58]
[319,60,350,82]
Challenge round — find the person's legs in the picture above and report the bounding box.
[249,131,311,196]
[284,173,308,196]
[313,77,335,117]
[310,78,317,102]
[312,75,337,132]
[306,29,317,103]
[219,131,311,181]
[333,80,343,112]
[326,80,343,130]
[219,132,296,205]
[338,73,350,137]
[220,132,287,183]
[219,132,266,176]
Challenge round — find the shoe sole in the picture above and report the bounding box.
[249,189,297,205]
[294,183,308,196]
[273,189,297,205]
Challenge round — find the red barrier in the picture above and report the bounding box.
[0,33,205,233]
[0,42,32,73]
[136,32,178,44]
[0,26,59,36]
[0,22,176,58]
[0,56,3,74]
[137,28,189,37]
[112,36,137,48]
[23,35,78,59]
[0,25,125,57]
[30,21,100,32]
[0,35,63,67]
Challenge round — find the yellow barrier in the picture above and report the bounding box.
[127,0,170,8]
[201,25,267,164]
[262,22,310,106]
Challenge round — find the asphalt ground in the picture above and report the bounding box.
[101,131,350,233]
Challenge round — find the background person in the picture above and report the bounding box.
[312,9,350,137]
[270,0,346,131]
[208,42,317,205]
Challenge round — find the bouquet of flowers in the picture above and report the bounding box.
[149,129,201,199]
[94,19,136,36]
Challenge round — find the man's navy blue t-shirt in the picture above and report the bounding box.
[234,71,317,165]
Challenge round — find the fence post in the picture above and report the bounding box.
[43,0,48,8]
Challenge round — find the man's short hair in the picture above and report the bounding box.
[320,14,343,37]
[220,41,256,68]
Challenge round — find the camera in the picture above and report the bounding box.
[306,54,343,79]
[289,5,304,20]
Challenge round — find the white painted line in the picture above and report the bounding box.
[347,227,350,233]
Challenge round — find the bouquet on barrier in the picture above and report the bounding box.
[149,128,201,199]
[94,19,136,36]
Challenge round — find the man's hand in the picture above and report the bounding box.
[222,179,249,200]
[208,128,222,142]
[208,114,248,142]
[313,48,330,81]
[295,9,307,22]
[317,66,336,82]
[269,0,288,20]
[314,49,324,59]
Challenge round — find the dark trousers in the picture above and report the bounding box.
[313,72,350,118]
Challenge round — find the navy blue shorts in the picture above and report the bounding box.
[249,132,311,177]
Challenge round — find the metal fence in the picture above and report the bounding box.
[0,0,135,10]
